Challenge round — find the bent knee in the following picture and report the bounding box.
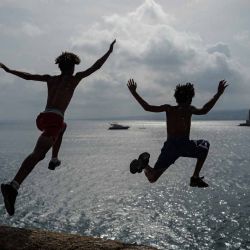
[198,140,210,156]
[205,140,210,149]
[199,140,210,149]
[203,140,210,154]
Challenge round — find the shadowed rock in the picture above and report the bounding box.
[0,225,157,250]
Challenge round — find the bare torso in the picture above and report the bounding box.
[166,105,192,138]
[45,74,80,115]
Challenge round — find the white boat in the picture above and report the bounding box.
[108,123,130,130]
[239,110,250,126]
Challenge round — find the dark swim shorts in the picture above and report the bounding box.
[154,136,210,170]
[36,112,67,141]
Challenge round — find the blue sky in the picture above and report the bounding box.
[0,0,250,120]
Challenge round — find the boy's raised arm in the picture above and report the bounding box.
[127,79,169,113]
[0,63,50,82]
[75,40,116,81]
[192,80,228,115]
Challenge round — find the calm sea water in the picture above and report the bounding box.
[0,120,249,250]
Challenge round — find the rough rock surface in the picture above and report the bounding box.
[0,225,157,250]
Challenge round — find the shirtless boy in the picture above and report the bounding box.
[127,78,228,187]
[0,39,116,215]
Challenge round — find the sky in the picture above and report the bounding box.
[0,0,250,120]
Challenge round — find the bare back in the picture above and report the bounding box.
[166,105,192,138]
[45,75,80,115]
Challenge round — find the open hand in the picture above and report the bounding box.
[217,80,228,95]
[109,39,116,53]
[127,79,137,92]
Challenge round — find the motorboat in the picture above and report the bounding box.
[108,123,130,130]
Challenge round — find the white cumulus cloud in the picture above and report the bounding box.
[69,0,249,115]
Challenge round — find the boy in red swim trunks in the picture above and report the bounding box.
[0,39,116,216]
[127,78,228,187]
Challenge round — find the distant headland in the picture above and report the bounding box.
[239,110,250,126]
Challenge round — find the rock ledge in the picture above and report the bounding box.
[0,225,157,250]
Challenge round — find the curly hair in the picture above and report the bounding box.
[55,52,80,72]
[174,83,195,104]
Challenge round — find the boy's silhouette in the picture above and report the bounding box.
[0,40,116,216]
[127,78,228,187]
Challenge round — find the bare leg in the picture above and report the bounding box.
[13,135,53,185]
[51,126,66,159]
[190,155,209,187]
[48,127,66,170]
[144,165,165,183]
[192,154,208,178]
[1,135,53,216]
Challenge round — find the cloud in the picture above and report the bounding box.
[0,5,43,38]
[234,30,250,47]
[0,76,45,120]
[70,0,250,114]
[0,22,43,38]
[207,43,231,58]
[21,22,43,37]
[0,6,31,25]
[1,0,249,121]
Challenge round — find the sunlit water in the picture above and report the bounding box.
[0,120,249,250]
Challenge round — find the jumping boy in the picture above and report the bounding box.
[127,78,228,187]
[0,39,116,216]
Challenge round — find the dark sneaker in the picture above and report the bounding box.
[190,176,209,188]
[48,160,61,170]
[130,152,150,174]
[138,152,150,166]
[1,183,18,216]
[130,159,140,174]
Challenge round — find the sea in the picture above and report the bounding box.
[0,120,249,250]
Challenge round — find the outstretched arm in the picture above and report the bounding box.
[127,79,169,113]
[75,39,116,81]
[0,63,50,82]
[192,80,228,115]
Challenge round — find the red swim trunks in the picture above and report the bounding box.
[36,112,67,141]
